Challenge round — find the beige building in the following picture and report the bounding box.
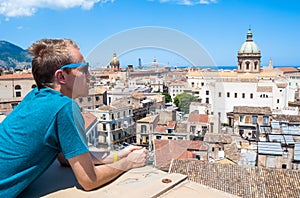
[136,114,159,145]
[187,113,209,138]
[0,74,35,98]
[152,121,188,141]
[0,73,36,111]
[227,106,271,140]
[76,86,107,111]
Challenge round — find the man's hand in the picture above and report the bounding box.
[117,145,143,159]
[124,148,148,169]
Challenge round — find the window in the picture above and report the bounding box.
[277,99,280,104]
[242,93,245,98]
[263,116,269,124]
[250,93,253,98]
[190,126,196,133]
[282,164,287,169]
[141,125,147,133]
[31,84,37,88]
[168,137,172,140]
[206,90,209,95]
[246,62,250,70]
[234,93,237,98]
[254,62,258,70]
[240,115,244,122]
[191,82,195,87]
[103,124,106,131]
[15,85,22,97]
[218,92,221,97]
[156,136,161,140]
[227,92,230,98]
[252,116,258,124]
[88,97,92,102]
[205,98,209,104]
[15,91,21,97]
[15,85,21,90]
[96,96,99,101]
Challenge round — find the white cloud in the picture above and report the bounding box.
[159,0,217,5]
[0,0,114,17]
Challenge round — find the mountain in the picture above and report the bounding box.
[0,40,32,69]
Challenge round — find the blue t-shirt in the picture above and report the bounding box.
[0,87,89,197]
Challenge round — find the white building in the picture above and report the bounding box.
[169,81,187,101]
[186,29,296,133]
[86,102,135,150]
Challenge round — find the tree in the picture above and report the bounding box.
[162,92,172,103]
[173,93,198,114]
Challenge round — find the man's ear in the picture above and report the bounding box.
[55,70,66,84]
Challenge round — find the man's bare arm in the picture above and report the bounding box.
[68,148,147,191]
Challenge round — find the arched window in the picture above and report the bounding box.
[254,62,258,70]
[246,62,250,70]
[15,85,22,97]
[15,85,21,90]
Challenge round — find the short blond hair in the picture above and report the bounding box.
[28,38,79,88]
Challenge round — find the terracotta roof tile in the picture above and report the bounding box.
[276,67,299,73]
[170,159,300,198]
[154,125,166,132]
[154,140,208,171]
[167,121,176,129]
[131,92,146,100]
[0,73,33,79]
[82,112,98,129]
[188,114,208,123]
[233,106,271,114]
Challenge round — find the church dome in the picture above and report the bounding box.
[110,53,120,66]
[238,29,260,53]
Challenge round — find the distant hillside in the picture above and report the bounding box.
[0,40,32,69]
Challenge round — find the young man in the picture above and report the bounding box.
[0,39,147,197]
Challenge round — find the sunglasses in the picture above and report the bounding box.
[59,62,89,74]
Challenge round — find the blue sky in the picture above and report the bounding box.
[0,0,300,67]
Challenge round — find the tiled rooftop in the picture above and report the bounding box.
[82,112,98,129]
[170,159,300,198]
[233,106,272,114]
[187,114,208,123]
[0,73,33,79]
[154,140,208,171]
[276,67,299,73]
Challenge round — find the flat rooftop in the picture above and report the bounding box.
[19,161,238,198]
